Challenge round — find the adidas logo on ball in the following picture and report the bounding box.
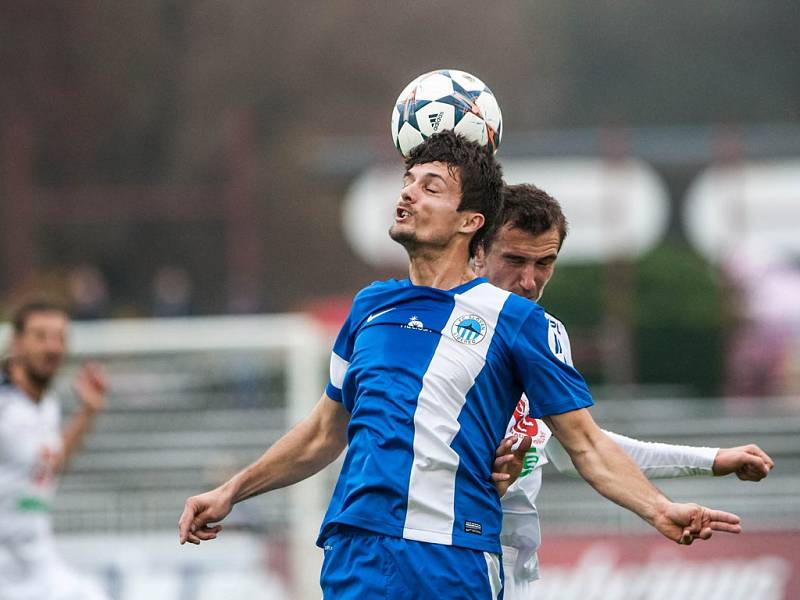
[428,111,444,132]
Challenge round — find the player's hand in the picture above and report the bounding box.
[712,444,774,481]
[653,501,741,545]
[73,363,108,414]
[492,435,532,497]
[178,488,231,545]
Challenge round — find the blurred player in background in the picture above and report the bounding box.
[180,132,742,599]
[476,184,775,599]
[0,301,109,600]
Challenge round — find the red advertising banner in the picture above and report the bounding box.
[536,530,800,600]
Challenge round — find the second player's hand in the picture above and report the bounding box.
[712,444,774,481]
[178,488,231,545]
[653,501,741,545]
[73,363,108,413]
[492,435,532,497]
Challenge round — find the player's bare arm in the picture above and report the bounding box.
[59,363,108,472]
[543,407,741,545]
[179,393,349,545]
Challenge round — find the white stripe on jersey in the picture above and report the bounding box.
[403,283,510,544]
[329,352,349,391]
[484,552,503,598]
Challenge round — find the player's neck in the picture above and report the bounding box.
[407,248,476,290]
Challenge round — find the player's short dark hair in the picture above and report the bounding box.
[406,131,504,258]
[483,184,569,251]
[11,300,68,335]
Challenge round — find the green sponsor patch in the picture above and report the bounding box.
[17,497,50,512]
[520,448,540,478]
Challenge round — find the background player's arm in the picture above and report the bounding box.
[58,363,107,472]
[545,430,773,481]
[543,407,741,544]
[179,392,348,545]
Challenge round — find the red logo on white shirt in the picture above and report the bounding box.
[509,396,551,447]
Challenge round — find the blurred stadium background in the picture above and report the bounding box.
[1,2,799,599]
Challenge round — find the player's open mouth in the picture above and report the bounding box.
[395,207,412,221]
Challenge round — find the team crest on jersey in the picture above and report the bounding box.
[451,314,487,345]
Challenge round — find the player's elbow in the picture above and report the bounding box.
[563,431,616,480]
[303,417,347,468]
[318,428,347,464]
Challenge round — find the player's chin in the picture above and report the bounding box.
[29,367,56,387]
[389,225,417,245]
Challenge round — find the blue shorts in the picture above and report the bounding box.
[320,526,503,599]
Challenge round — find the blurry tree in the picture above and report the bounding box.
[634,241,723,396]
[538,241,724,396]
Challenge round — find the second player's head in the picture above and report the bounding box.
[475,184,568,302]
[8,300,70,388]
[390,130,504,259]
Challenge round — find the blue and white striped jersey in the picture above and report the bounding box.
[320,277,592,553]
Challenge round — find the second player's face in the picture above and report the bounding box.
[13,312,69,385]
[475,225,561,302]
[389,162,470,251]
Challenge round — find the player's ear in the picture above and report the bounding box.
[460,212,484,236]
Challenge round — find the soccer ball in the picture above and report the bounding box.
[390,69,503,157]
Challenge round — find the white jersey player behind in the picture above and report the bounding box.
[0,302,109,600]
[474,184,775,599]
[499,313,719,595]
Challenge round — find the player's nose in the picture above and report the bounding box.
[400,184,417,204]
[43,337,65,355]
[519,266,537,292]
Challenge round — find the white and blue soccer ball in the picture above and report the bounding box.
[391,69,503,157]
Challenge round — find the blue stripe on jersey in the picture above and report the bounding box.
[319,278,592,554]
[323,280,459,541]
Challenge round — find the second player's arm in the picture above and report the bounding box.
[543,408,741,544]
[179,393,348,544]
[546,430,773,481]
[59,363,107,472]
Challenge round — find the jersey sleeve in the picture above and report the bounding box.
[601,430,717,478]
[325,312,355,403]
[511,310,593,418]
[545,430,717,478]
